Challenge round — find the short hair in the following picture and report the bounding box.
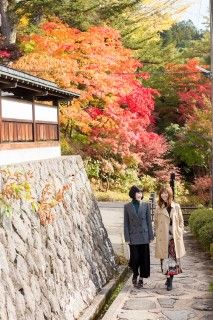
[128,185,143,199]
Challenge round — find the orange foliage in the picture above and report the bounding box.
[13,19,167,166]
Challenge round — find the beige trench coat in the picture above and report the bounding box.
[154,202,186,259]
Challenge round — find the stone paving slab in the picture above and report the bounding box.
[123,298,157,310]
[118,309,161,320]
[101,229,213,320]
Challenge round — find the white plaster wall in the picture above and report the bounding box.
[0,146,61,166]
[35,104,58,122]
[2,98,32,120]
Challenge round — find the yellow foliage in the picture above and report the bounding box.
[112,0,190,50]
[18,16,29,28]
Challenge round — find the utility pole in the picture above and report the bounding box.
[210,0,213,207]
[197,2,213,207]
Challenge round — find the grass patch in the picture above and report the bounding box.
[209,282,213,293]
[94,190,150,202]
[115,254,128,265]
[96,269,130,320]
[94,190,129,202]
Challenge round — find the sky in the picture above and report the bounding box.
[180,0,209,30]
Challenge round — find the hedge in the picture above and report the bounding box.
[189,208,213,251]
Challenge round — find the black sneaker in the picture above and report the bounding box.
[137,279,143,288]
[132,276,138,287]
[166,277,173,291]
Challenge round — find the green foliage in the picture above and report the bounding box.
[115,168,141,193]
[0,198,12,218]
[143,21,210,185]
[189,209,213,251]
[60,136,73,155]
[94,190,150,202]
[189,209,213,236]
[94,190,129,202]
[85,158,101,179]
[0,168,69,226]
[182,31,210,64]
[173,129,211,168]
[140,175,157,193]
[165,123,181,144]
[161,20,203,49]
[174,180,189,204]
[85,157,142,193]
[198,221,213,251]
[20,40,36,53]
[180,194,204,207]
[0,168,34,217]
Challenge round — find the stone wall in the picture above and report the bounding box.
[0,156,116,320]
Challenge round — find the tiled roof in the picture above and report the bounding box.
[0,65,79,98]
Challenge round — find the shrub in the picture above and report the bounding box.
[94,190,129,202]
[189,209,213,236]
[112,168,141,193]
[94,190,150,202]
[140,175,157,193]
[60,137,72,155]
[85,158,101,179]
[191,175,211,205]
[189,208,213,250]
[198,221,213,250]
[174,181,189,204]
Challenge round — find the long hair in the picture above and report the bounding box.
[158,186,173,208]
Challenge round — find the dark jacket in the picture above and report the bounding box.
[124,201,154,245]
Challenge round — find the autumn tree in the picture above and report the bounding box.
[171,101,211,178]
[13,20,168,182]
[166,59,210,123]
[1,0,187,48]
[162,60,211,179]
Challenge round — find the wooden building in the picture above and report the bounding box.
[0,65,79,166]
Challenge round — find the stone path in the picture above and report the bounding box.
[99,202,128,259]
[99,204,213,320]
[101,231,213,320]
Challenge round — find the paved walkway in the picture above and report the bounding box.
[99,202,128,258]
[99,202,213,320]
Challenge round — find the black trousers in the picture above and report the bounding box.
[129,244,150,278]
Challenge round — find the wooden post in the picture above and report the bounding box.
[0,90,2,144]
[54,99,60,141]
[32,98,36,142]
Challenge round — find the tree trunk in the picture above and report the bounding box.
[0,0,17,45]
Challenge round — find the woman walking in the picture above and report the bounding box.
[154,186,185,291]
[124,185,154,288]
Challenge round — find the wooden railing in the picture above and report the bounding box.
[149,193,198,225]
